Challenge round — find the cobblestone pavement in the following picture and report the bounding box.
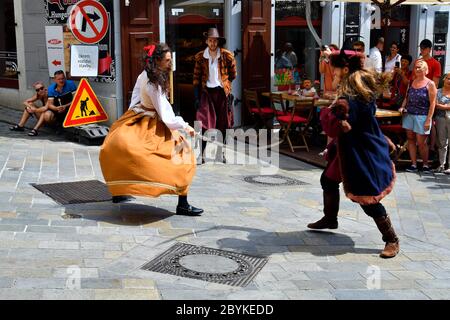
[1,105,450,300]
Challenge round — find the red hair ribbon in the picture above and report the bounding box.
[144,45,156,57]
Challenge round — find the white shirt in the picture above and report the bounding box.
[129,71,188,131]
[204,48,222,88]
[300,87,317,97]
[384,54,402,73]
[369,47,383,73]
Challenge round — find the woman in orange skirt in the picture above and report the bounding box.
[99,43,203,216]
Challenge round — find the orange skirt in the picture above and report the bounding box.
[99,110,196,197]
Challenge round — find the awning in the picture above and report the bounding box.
[312,0,450,5]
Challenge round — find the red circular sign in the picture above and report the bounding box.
[69,0,108,44]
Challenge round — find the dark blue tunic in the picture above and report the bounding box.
[337,98,395,204]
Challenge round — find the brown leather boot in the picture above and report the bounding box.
[307,190,339,230]
[373,215,400,258]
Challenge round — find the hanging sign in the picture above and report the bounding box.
[45,25,66,77]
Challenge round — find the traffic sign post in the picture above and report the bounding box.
[63,78,108,128]
[68,0,109,44]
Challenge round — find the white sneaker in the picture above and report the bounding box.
[434,166,445,174]
[444,168,450,175]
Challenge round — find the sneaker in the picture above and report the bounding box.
[405,165,418,173]
[444,168,450,175]
[422,166,432,174]
[434,166,445,174]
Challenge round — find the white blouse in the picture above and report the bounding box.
[385,54,402,73]
[129,71,188,131]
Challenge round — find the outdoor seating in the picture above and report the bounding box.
[276,99,314,153]
[243,89,274,129]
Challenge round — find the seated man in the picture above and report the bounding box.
[10,81,56,136]
[47,70,77,133]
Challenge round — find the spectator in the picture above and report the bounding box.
[275,49,293,69]
[47,70,77,132]
[9,81,54,136]
[400,59,437,173]
[385,42,402,73]
[352,40,371,69]
[416,39,442,156]
[369,37,384,73]
[319,44,339,93]
[417,39,442,86]
[434,72,450,174]
[283,42,298,68]
[300,79,317,97]
[390,54,412,107]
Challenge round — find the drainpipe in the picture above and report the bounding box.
[114,0,124,119]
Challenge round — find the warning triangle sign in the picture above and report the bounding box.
[63,78,108,128]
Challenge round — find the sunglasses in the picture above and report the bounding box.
[353,48,363,52]
[35,87,45,92]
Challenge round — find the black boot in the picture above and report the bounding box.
[112,195,135,203]
[307,189,339,229]
[373,215,400,258]
[176,195,203,216]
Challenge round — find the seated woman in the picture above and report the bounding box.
[10,81,55,136]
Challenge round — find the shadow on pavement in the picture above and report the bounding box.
[193,226,380,257]
[419,175,450,190]
[63,202,173,226]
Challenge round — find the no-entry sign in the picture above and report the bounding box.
[69,0,109,44]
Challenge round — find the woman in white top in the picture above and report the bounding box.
[99,43,203,216]
[385,42,402,73]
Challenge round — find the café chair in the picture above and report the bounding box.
[276,99,315,153]
[243,89,274,129]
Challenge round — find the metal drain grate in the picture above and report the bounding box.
[141,243,268,287]
[243,174,308,186]
[31,180,112,205]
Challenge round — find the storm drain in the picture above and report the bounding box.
[31,180,112,205]
[243,174,308,186]
[141,242,268,287]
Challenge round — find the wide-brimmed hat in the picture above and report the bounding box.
[203,28,226,45]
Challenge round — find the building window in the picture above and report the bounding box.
[0,0,18,89]
[275,0,322,87]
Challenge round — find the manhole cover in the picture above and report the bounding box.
[31,180,112,205]
[61,213,82,220]
[243,174,307,186]
[141,243,268,287]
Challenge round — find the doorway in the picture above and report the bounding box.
[165,0,225,126]
[120,0,160,111]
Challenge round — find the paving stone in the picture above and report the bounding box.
[94,288,160,300]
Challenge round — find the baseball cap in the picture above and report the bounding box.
[419,39,432,49]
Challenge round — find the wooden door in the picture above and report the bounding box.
[121,0,159,111]
[242,0,272,124]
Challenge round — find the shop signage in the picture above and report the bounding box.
[70,44,99,77]
[45,25,66,77]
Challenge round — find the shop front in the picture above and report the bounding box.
[0,0,18,89]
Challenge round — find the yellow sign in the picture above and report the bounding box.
[63,78,108,128]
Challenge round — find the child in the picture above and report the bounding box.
[300,79,317,97]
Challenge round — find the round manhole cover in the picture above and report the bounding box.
[179,254,239,274]
[251,176,287,184]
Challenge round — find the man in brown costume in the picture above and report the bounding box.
[193,28,237,163]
